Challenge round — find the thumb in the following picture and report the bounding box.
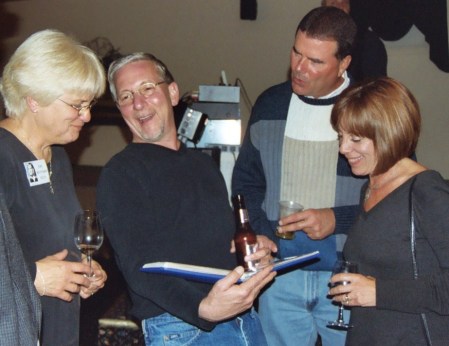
[220,266,244,287]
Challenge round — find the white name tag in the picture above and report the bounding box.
[23,159,51,187]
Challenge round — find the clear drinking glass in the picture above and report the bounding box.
[327,260,358,330]
[275,200,303,240]
[74,210,104,277]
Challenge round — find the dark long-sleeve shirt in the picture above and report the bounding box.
[344,170,449,345]
[0,128,81,346]
[97,143,237,331]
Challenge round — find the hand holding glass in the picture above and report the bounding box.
[276,200,304,240]
[327,260,358,330]
[74,210,104,277]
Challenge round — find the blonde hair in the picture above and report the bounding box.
[0,29,106,118]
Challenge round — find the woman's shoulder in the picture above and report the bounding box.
[0,127,16,144]
[414,169,447,185]
[0,128,23,161]
[412,169,449,201]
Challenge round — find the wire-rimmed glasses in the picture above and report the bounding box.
[58,98,97,116]
[116,81,166,106]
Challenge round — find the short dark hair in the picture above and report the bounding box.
[296,6,357,60]
[331,77,421,175]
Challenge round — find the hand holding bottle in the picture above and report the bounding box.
[232,194,259,271]
[231,195,277,271]
[230,234,278,269]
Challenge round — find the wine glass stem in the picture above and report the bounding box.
[337,305,345,323]
[87,255,93,277]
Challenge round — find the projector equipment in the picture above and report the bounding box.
[187,81,242,199]
[189,84,241,148]
[198,85,240,103]
[177,108,208,144]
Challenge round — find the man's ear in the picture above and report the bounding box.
[168,82,180,107]
[338,55,352,77]
[25,96,39,113]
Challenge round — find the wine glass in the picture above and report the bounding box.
[327,260,358,330]
[74,209,104,277]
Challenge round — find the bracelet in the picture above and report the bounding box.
[36,267,46,296]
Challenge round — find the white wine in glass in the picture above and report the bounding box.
[74,210,104,277]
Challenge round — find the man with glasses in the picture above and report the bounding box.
[96,52,277,346]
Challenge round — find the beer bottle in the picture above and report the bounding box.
[231,194,259,272]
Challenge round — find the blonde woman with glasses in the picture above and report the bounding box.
[0,29,107,346]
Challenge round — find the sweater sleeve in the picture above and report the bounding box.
[332,154,366,235]
[232,127,276,241]
[232,83,292,243]
[332,204,362,235]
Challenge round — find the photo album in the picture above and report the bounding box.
[141,251,320,284]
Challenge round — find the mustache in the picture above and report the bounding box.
[291,71,306,81]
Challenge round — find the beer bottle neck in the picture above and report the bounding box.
[236,208,249,226]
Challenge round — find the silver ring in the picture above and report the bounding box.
[343,294,350,304]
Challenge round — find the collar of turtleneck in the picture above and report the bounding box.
[296,94,340,106]
[296,71,351,106]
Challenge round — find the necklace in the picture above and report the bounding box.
[48,160,54,194]
[364,169,401,203]
[364,181,381,201]
[364,186,372,202]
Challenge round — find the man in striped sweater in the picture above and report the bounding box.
[232,7,366,346]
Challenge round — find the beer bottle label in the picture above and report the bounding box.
[238,209,249,223]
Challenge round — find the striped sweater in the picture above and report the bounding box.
[232,80,366,271]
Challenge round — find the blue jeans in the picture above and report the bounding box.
[258,269,349,346]
[142,309,268,346]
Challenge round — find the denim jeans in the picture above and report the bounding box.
[258,269,349,346]
[142,308,267,346]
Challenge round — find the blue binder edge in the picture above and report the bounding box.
[140,250,320,284]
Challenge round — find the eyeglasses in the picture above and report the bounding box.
[116,81,166,107]
[58,98,97,116]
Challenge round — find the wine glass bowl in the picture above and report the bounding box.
[74,210,104,277]
[327,260,358,330]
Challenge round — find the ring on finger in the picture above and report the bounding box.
[343,294,350,304]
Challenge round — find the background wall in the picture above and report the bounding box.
[1,0,449,177]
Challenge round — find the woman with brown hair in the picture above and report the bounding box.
[328,77,449,345]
